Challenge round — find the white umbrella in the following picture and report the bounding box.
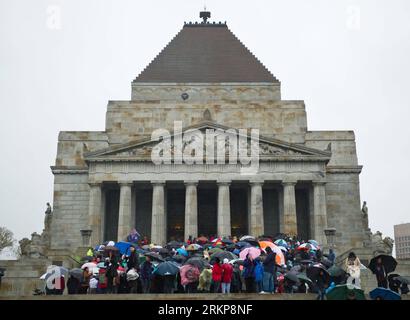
[239,235,255,241]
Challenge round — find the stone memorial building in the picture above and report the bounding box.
[49,13,365,256]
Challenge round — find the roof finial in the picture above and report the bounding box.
[200,8,211,24]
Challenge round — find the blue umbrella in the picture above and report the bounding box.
[274,239,289,248]
[370,287,401,300]
[176,248,189,257]
[236,241,252,249]
[115,241,133,255]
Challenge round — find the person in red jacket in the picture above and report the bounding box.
[221,258,233,294]
[212,258,223,293]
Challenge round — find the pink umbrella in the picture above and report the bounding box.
[180,264,200,286]
[239,247,261,260]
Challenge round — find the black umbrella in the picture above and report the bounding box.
[154,261,180,276]
[210,251,238,263]
[394,276,410,285]
[285,272,301,285]
[166,241,184,249]
[320,258,333,268]
[327,265,346,278]
[185,257,210,270]
[368,255,397,274]
[236,241,252,249]
[243,239,259,247]
[307,264,330,282]
[222,238,234,245]
[172,255,187,264]
[145,252,165,262]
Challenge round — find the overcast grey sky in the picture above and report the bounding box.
[1,0,409,246]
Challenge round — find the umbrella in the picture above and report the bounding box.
[300,260,314,265]
[142,245,151,250]
[172,255,187,264]
[180,264,200,285]
[145,252,165,262]
[239,235,255,241]
[308,240,320,248]
[306,264,329,282]
[196,236,208,244]
[208,247,223,255]
[176,248,189,257]
[368,255,397,274]
[274,239,289,248]
[186,244,202,251]
[41,266,69,280]
[259,241,286,266]
[69,268,83,281]
[320,258,333,268]
[369,287,401,300]
[285,272,301,285]
[185,257,210,270]
[243,239,259,247]
[239,247,261,260]
[210,251,238,262]
[327,265,346,278]
[104,246,119,253]
[393,276,410,285]
[154,261,180,276]
[326,284,366,300]
[290,265,302,273]
[297,273,313,285]
[278,246,288,252]
[114,241,133,255]
[229,259,244,266]
[81,262,97,270]
[235,241,252,249]
[166,240,184,249]
[222,238,234,245]
[297,243,317,251]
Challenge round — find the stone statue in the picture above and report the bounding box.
[44,202,53,233]
[18,238,31,257]
[361,201,369,231]
[371,231,394,256]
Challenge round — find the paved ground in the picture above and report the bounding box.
[1,293,409,300]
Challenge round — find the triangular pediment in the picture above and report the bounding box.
[84,121,331,162]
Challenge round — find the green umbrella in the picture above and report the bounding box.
[326,284,366,300]
[327,265,346,278]
[208,247,223,255]
[297,272,313,285]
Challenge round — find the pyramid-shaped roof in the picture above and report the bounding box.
[133,22,278,83]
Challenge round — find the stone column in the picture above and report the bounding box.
[217,181,231,238]
[312,181,328,245]
[88,182,102,246]
[184,181,198,240]
[151,181,166,245]
[250,180,264,236]
[117,182,133,242]
[282,181,298,236]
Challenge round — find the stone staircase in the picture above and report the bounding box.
[0,258,51,296]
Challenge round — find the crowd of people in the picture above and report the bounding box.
[41,230,409,300]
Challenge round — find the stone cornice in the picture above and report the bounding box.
[326,165,363,174]
[50,166,88,174]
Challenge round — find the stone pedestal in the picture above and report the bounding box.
[250,181,264,236]
[117,182,133,242]
[217,181,231,237]
[151,181,166,245]
[184,181,198,240]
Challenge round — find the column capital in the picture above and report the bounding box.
[217,180,231,186]
[282,180,297,186]
[312,180,327,186]
[118,181,133,187]
[249,179,264,186]
[151,180,166,186]
[184,180,199,186]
